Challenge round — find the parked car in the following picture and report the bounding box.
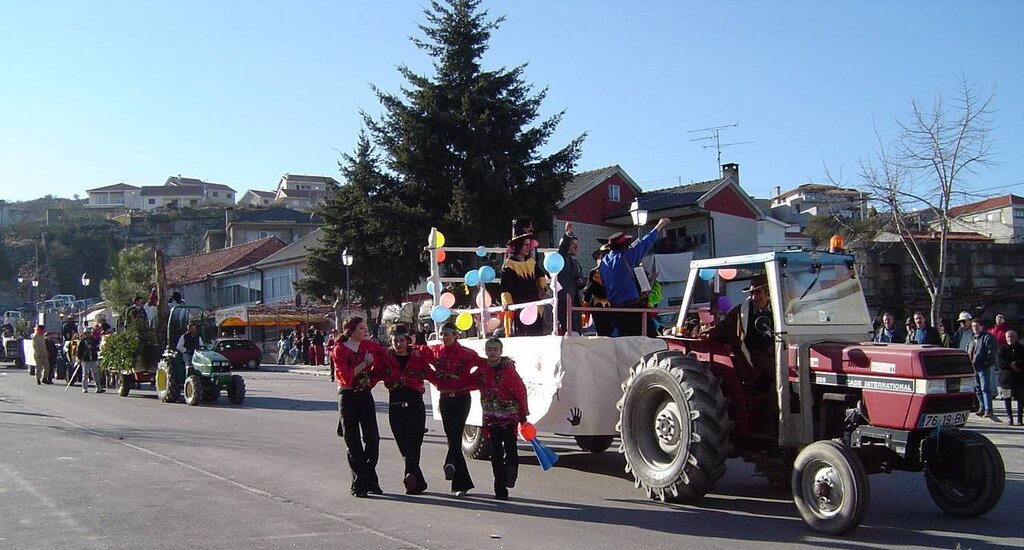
[212,338,262,369]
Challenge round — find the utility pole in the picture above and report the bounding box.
[687,123,754,177]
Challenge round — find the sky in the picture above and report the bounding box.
[2,0,1022,204]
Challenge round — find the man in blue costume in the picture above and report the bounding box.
[599,217,670,337]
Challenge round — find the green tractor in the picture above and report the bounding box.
[155,306,245,406]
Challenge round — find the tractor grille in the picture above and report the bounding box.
[921,354,973,377]
[921,395,973,415]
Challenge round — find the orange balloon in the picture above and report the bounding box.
[520,422,537,441]
[719,268,737,280]
[436,249,446,263]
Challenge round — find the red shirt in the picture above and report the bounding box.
[423,341,486,394]
[375,349,435,394]
[475,357,529,426]
[330,339,388,390]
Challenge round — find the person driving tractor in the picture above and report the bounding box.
[708,273,774,391]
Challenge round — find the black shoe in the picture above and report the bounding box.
[96,389,105,394]
[37,379,41,385]
[443,463,455,481]
[369,485,383,495]
[506,464,518,488]
[352,491,368,498]
[404,474,418,494]
[495,491,509,501]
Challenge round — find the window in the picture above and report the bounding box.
[987,212,998,222]
[608,184,620,202]
[213,191,219,197]
[227,193,232,199]
[148,198,156,205]
[1014,210,1024,219]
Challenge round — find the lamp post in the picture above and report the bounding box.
[80,273,90,330]
[629,199,649,239]
[31,279,39,304]
[341,248,353,317]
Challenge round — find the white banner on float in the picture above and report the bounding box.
[429,335,666,436]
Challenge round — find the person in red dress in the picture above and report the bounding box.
[421,322,487,496]
[376,324,435,494]
[329,316,389,498]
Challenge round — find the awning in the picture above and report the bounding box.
[214,303,333,327]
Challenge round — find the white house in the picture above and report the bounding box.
[942,194,1024,244]
[84,183,141,212]
[771,183,867,220]
[238,190,276,207]
[273,174,337,211]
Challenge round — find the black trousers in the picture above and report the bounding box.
[439,393,474,492]
[338,389,380,494]
[389,387,426,487]
[488,424,518,497]
[593,310,615,337]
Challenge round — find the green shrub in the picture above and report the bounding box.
[99,320,161,372]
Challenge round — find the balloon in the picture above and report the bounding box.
[520,304,538,325]
[486,316,502,332]
[439,292,456,308]
[520,421,537,441]
[464,270,480,287]
[716,295,733,312]
[719,268,737,280]
[475,289,493,309]
[430,306,451,323]
[426,281,436,295]
[434,231,446,248]
[478,265,496,283]
[436,249,446,263]
[530,239,539,249]
[476,245,488,257]
[543,252,565,274]
[455,311,474,331]
[698,268,716,281]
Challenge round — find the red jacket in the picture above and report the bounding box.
[475,357,529,426]
[375,349,435,394]
[423,341,486,394]
[330,339,388,390]
[989,323,1009,347]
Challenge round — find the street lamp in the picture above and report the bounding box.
[341,248,354,316]
[630,199,649,239]
[31,279,39,303]
[80,273,90,330]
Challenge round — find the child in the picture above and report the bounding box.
[475,338,529,500]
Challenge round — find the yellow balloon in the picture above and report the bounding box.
[455,311,473,331]
[435,231,446,248]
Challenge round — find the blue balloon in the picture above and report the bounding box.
[464,270,480,286]
[698,268,716,281]
[478,265,496,283]
[426,281,436,295]
[543,252,565,274]
[476,245,488,257]
[430,305,451,323]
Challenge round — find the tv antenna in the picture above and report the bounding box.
[687,123,754,177]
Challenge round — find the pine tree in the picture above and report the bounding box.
[365,0,585,247]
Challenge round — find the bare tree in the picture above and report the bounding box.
[859,75,995,324]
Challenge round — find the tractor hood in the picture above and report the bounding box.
[804,341,974,380]
[191,350,230,368]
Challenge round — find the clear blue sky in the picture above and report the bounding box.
[2,0,1022,204]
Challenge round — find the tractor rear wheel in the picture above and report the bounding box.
[156,362,180,403]
[925,431,1004,517]
[792,440,869,535]
[575,435,615,454]
[462,425,492,460]
[118,374,132,397]
[228,375,246,404]
[617,350,732,503]
[184,375,203,406]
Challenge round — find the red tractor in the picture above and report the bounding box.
[617,249,1004,534]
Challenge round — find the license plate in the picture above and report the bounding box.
[918,410,970,428]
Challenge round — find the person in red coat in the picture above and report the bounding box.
[421,321,487,496]
[475,338,530,500]
[375,324,435,494]
[330,316,389,498]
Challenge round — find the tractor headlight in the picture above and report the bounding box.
[916,377,975,395]
[922,379,947,395]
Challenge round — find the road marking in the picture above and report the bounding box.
[3,397,431,550]
[0,462,106,549]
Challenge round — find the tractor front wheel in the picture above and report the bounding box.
[617,350,732,503]
[228,375,246,405]
[156,363,180,403]
[924,431,1004,517]
[792,440,869,535]
[462,425,492,460]
[184,375,203,406]
[118,374,132,397]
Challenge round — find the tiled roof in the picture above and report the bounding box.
[563,165,619,200]
[165,236,286,286]
[282,174,339,185]
[947,194,1024,218]
[86,183,140,192]
[247,190,276,198]
[165,176,236,193]
[140,185,206,197]
[609,178,722,216]
[234,206,322,224]
[254,228,324,267]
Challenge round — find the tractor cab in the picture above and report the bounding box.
[156,306,244,406]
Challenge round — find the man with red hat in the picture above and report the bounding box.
[598,217,670,336]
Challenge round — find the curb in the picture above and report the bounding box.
[259,365,331,377]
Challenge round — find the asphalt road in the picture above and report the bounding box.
[1,365,1020,550]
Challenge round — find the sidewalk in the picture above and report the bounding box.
[259,363,333,377]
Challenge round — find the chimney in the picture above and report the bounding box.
[774,186,781,198]
[722,163,739,183]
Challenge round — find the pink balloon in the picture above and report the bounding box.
[520,304,538,325]
[719,268,737,280]
[530,239,539,249]
[475,289,493,309]
[439,292,456,308]
[486,316,501,332]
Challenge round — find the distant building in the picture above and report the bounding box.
[203,207,322,251]
[84,183,141,214]
[238,190,277,207]
[757,216,813,252]
[552,164,644,263]
[85,176,236,211]
[941,194,1024,244]
[770,183,868,221]
[272,174,338,211]
[164,236,286,310]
